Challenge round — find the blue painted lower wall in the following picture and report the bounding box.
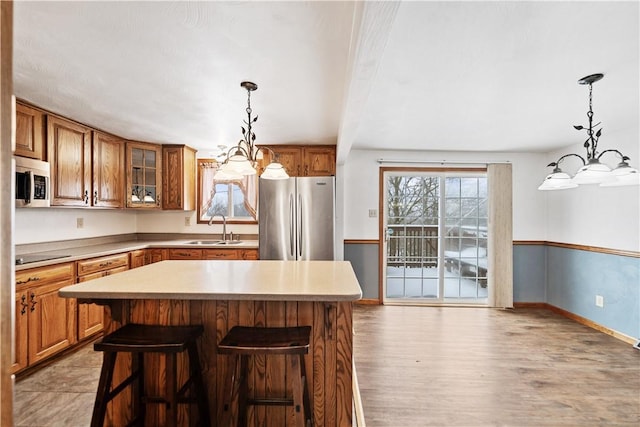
[513,244,546,302]
[344,243,379,300]
[344,242,639,340]
[546,246,639,340]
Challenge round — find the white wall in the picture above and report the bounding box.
[14,208,137,245]
[14,208,259,245]
[134,210,258,237]
[341,149,547,241]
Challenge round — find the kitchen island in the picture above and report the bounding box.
[59,260,362,426]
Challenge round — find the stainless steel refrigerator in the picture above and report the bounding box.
[259,176,335,260]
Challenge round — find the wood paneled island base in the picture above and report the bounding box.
[59,260,361,426]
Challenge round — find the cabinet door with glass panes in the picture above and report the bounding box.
[126,141,162,209]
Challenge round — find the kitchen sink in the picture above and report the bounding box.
[186,240,243,245]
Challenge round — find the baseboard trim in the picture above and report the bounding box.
[513,302,548,309]
[514,302,637,345]
[355,298,381,305]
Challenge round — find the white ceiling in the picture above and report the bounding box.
[13,1,639,163]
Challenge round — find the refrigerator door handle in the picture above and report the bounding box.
[298,194,303,258]
[289,194,295,258]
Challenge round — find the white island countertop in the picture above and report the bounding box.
[59,260,362,302]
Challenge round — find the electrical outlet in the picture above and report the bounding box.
[76,217,84,229]
[595,295,604,307]
[185,216,191,226]
[368,209,377,218]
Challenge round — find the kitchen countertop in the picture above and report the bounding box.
[15,239,259,271]
[59,260,362,302]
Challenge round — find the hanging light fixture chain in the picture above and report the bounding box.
[246,87,253,158]
[587,82,595,158]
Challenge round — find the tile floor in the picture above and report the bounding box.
[14,343,101,426]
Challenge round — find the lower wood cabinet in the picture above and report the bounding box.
[76,253,130,340]
[130,249,146,269]
[168,248,202,260]
[13,262,77,374]
[146,248,167,264]
[239,248,259,260]
[170,248,259,260]
[13,246,258,374]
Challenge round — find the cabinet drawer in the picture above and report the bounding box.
[78,266,128,282]
[77,253,129,276]
[16,262,75,289]
[239,249,259,260]
[202,249,239,260]
[168,249,202,260]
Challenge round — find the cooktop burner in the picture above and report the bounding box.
[15,254,71,265]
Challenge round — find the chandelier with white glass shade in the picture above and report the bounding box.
[538,73,639,190]
[214,81,289,180]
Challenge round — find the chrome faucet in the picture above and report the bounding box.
[208,214,227,241]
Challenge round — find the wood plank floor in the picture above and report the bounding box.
[13,306,640,426]
[13,343,102,426]
[353,305,640,426]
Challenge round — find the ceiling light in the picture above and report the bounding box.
[214,81,289,180]
[260,162,289,180]
[538,73,638,190]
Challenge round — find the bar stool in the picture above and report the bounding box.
[219,326,312,427]
[91,323,211,427]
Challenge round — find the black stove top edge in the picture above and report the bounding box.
[15,254,71,265]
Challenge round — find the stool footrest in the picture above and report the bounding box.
[104,369,140,404]
[247,397,295,407]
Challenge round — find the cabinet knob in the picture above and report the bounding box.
[83,190,89,204]
[93,191,98,205]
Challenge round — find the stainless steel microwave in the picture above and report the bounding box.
[15,156,50,208]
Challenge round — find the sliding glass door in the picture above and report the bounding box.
[382,171,488,304]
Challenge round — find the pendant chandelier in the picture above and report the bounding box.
[214,81,289,180]
[538,73,639,190]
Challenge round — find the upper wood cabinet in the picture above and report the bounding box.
[15,101,46,160]
[303,146,336,176]
[47,115,92,206]
[162,144,197,210]
[92,131,126,208]
[47,116,125,208]
[261,145,335,177]
[126,141,162,209]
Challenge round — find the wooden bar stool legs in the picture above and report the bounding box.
[291,353,312,424]
[219,326,313,427]
[91,324,210,427]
